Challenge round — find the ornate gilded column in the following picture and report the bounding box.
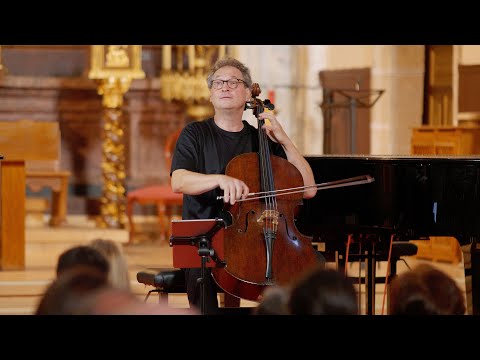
[88,45,145,228]
[0,46,5,77]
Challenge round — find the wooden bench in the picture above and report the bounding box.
[0,119,71,227]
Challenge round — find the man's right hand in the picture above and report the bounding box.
[217,175,250,205]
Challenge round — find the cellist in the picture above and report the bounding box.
[170,56,319,314]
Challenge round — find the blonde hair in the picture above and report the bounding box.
[90,239,131,292]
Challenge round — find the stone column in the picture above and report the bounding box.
[370,45,425,155]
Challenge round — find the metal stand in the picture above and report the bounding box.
[342,230,395,315]
[321,87,384,154]
[169,218,226,315]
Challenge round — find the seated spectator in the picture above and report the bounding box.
[389,263,466,315]
[56,245,109,277]
[36,267,199,315]
[252,285,291,315]
[35,266,108,315]
[90,238,131,291]
[288,266,358,315]
[82,287,200,315]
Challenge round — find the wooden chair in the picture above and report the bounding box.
[0,119,70,227]
[127,128,183,244]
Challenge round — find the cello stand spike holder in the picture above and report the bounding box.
[170,218,226,315]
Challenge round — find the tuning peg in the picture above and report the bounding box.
[263,99,275,111]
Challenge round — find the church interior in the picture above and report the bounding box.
[0,45,478,315]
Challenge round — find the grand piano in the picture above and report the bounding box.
[297,155,480,314]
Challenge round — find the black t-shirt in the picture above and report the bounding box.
[170,118,287,220]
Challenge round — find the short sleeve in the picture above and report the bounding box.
[170,124,200,175]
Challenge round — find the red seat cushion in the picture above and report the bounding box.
[127,185,183,204]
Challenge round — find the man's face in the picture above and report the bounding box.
[210,66,250,111]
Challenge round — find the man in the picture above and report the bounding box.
[170,57,317,314]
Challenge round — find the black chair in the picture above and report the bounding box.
[136,268,186,303]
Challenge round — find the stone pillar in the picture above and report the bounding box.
[370,45,425,154]
[232,45,324,155]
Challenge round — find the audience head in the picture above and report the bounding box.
[35,266,108,315]
[289,267,358,315]
[82,287,200,315]
[90,238,131,291]
[389,263,466,315]
[36,268,199,315]
[253,285,291,315]
[56,245,109,277]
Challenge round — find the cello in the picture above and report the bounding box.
[212,83,320,301]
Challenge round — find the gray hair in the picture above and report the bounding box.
[206,57,252,89]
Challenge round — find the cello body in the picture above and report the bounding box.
[212,152,319,301]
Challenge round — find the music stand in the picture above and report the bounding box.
[320,87,384,154]
[169,218,226,315]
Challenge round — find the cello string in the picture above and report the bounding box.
[262,116,278,233]
[258,116,273,233]
[265,125,279,232]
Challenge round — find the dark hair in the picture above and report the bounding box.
[389,263,466,315]
[56,245,109,277]
[289,267,358,315]
[36,267,108,315]
[206,57,252,89]
[253,286,290,315]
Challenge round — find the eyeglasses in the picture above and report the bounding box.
[211,78,245,90]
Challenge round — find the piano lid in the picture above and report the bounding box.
[296,155,480,243]
[303,154,480,161]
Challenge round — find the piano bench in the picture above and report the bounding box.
[136,268,248,313]
[137,268,186,303]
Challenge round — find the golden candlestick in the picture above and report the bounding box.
[160,45,226,120]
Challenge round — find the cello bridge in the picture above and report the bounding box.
[257,210,279,225]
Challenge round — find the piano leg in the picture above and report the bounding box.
[471,241,480,315]
[365,245,376,315]
[344,233,397,315]
[344,235,379,315]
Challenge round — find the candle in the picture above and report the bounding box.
[188,45,195,73]
[162,45,171,71]
[218,45,226,60]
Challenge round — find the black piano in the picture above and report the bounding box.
[297,155,480,314]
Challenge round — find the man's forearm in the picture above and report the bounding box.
[171,169,221,195]
[281,140,317,199]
